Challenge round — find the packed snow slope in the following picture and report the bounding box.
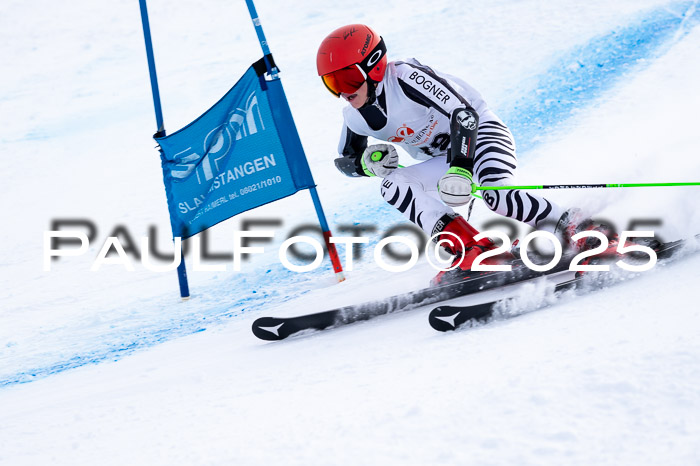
[1,0,700,464]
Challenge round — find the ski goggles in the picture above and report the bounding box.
[321,64,367,97]
[321,37,387,97]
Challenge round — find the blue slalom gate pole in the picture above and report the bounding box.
[139,0,191,299]
[244,0,345,281]
[244,0,279,79]
[138,0,164,134]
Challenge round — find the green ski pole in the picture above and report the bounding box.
[472,182,700,194]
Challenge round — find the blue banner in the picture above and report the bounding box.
[156,64,316,238]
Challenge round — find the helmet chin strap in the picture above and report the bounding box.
[356,80,387,130]
[360,79,379,108]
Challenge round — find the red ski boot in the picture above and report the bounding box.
[430,215,514,286]
[553,208,620,254]
[553,208,660,271]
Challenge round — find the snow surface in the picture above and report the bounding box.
[1,0,700,464]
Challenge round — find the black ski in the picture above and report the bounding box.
[429,276,579,331]
[252,252,579,341]
[429,234,699,332]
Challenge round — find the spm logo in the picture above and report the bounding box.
[170,92,266,183]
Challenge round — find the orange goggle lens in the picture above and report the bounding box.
[321,65,366,97]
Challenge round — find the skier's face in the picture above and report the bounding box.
[341,82,369,109]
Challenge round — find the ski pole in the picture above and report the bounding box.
[472,182,700,194]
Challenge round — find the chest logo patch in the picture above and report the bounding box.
[388,125,414,143]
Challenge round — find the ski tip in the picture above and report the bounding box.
[252,317,289,341]
[428,304,494,332]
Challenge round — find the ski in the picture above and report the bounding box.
[429,234,700,332]
[252,251,581,341]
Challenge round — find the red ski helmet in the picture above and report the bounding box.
[316,24,387,97]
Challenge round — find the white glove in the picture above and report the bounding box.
[438,167,474,207]
[361,144,399,178]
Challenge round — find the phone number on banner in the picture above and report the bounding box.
[236,176,284,197]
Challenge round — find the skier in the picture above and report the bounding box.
[316,24,605,284]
